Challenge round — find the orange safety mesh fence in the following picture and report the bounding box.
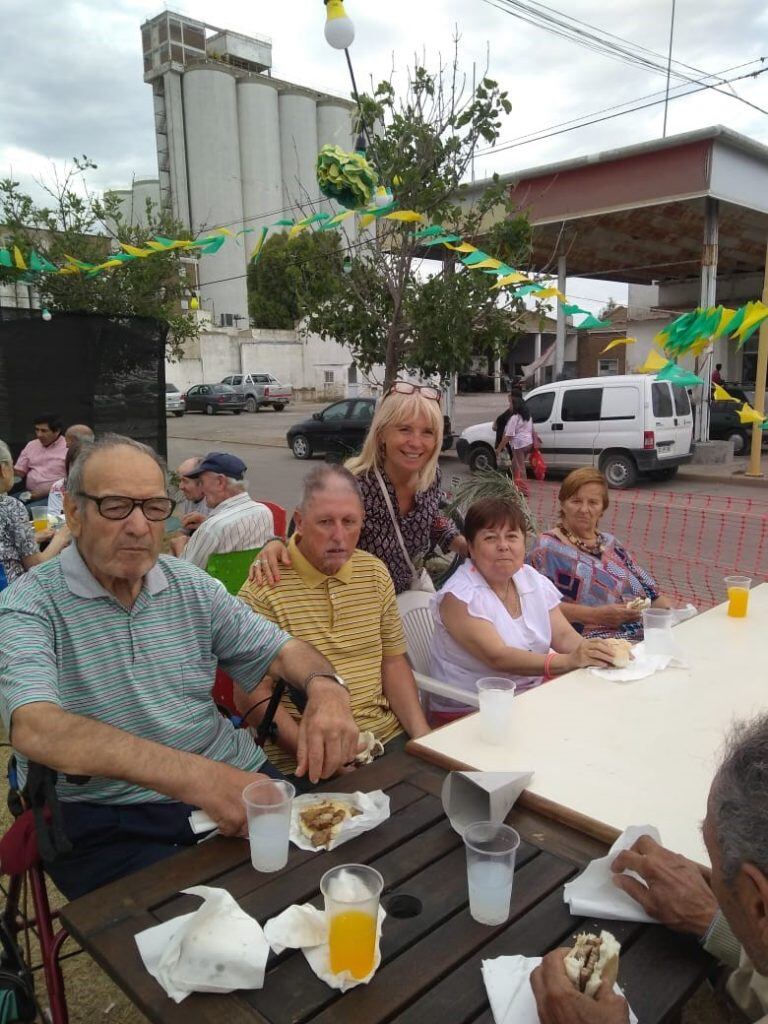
[525,484,768,610]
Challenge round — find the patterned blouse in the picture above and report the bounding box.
[527,530,660,640]
[0,495,38,585]
[356,467,459,595]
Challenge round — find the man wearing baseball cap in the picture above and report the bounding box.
[171,452,274,569]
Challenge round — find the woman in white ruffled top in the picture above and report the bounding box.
[427,497,615,726]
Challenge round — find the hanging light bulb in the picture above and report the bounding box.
[41,308,52,322]
[324,0,355,49]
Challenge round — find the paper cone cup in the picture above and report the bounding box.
[441,771,533,835]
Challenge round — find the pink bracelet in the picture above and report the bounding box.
[543,651,556,681]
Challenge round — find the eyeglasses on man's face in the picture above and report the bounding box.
[77,493,174,521]
[384,381,442,402]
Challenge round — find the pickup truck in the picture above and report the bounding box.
[219,373,292,412]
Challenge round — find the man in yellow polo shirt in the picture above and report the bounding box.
[237,463,430,777]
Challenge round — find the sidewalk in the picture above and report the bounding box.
[679,454,768,488]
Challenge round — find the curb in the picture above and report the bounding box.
[678,468,768,489]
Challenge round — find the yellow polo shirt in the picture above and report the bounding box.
[238,538,406,773]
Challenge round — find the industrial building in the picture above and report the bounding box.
[129,9,355,326]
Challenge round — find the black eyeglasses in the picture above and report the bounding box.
[78,493,174,521]
[383,381,442,402]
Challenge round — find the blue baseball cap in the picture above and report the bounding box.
[187,452,247,480]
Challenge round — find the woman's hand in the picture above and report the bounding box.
[559,638,616,671]
[595,603,641,627]
[248,539,291,585]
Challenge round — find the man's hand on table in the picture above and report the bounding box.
[196,763,271,837]
[610,834,718,936]
[531,950,630,1024]
[295,678,358,784]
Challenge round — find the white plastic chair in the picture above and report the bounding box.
[397,590,479,710]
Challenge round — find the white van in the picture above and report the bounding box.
[456,374,693,488]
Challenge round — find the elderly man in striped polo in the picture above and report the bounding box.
[0,435,358,898]
[237,463,430,782]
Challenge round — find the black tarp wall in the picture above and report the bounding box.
[0,313,167,460]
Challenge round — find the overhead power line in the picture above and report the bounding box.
[480,0,768,117]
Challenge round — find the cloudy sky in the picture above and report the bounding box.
[3,0,767,306]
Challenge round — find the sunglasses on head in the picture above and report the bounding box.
[384,381,442,402]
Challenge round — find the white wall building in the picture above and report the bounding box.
[139,10,355,327]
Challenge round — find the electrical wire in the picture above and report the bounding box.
[476,57,765,156]
[481,0,768,117]
[473,63,768,158]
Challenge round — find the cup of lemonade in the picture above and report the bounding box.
[320,864,383,980]
[724,575,751,618]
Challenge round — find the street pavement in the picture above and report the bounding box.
[166,394,768,507]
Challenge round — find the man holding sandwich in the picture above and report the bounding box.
[531,713,768,1023]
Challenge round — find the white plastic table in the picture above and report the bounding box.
[408,584,768,864]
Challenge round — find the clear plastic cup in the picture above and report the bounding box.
[320,864,383,979]
[477,678,516,746]
[641,608,674,656]
[242,779,295,873]
[463,821,520,925]
[724,575,751,618]
[32,507,49,537]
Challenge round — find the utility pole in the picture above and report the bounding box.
[662,0,677,138]
[745,237,768,477]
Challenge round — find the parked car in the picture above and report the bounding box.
[165,382,185,417]
[220,373,292,412]
[709,382,763,455]
[456,374,693,489]
[182,384,245,415]
[287,399,455,460]
[287,398,376,459]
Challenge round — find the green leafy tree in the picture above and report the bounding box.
[0,157,198,354]
[247,230,344,329]
[249,54,534,386]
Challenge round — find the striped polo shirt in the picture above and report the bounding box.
[238,538,406,773]
[183,491,274,569]
[0,544,291,803]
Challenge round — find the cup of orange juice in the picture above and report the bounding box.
[320,864,383,980]
[724,575,751,618]
[32,508,49,537]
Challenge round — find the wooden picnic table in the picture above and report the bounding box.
[61,751,710,1024]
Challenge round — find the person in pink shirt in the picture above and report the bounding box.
[13,414,67,500]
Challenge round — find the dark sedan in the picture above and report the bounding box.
[286,397,455,460]
[287,398,376,459]
[183,384,246,415]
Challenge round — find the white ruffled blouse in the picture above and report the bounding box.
[428,560,562,711]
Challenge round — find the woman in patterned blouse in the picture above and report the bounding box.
[250,384,468,594]
[0,438,70,586]
[527,467,675,641]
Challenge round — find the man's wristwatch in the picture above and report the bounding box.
[303,672,348,693]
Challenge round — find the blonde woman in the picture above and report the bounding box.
[250,382,468,594]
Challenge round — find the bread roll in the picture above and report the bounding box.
[604,638,634,667]
[564,930,621,997]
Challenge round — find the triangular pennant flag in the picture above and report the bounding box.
[738,402,767,425]
[601,336,637,354]
[636,349,670,374]
[561,303,590,316]
[577,314,612,330]
[28,251,58,272]
[0,249,12,268]
[12,246,27,270]
[713,384,738,402]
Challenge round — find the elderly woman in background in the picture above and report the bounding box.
[251,382,468,594]
[527,467,674,641]
[0,439,70,587]
[427,497,615,724]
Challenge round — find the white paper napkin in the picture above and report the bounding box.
[482,955,637,1024]
[590,639,688,682]
[291,790,389,852]
[563,825,662,922]
[264,902,386,991]
[134,886,269,1003]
